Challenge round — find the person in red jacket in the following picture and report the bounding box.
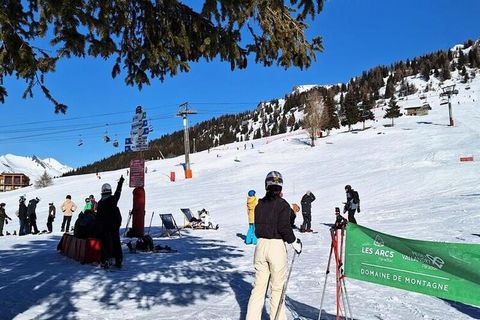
[246,171,302,320]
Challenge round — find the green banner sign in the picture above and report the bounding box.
[344,224,480,306]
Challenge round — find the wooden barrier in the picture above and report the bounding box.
[58,233,101,264]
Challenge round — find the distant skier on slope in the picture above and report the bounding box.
[27,197,40,234]
[18,196,28,235]
[47,202,56,233]
[246,171,302,320]
[61,195,77,232]
[245,190,258,245]
[0,203,13,236]
[343,185,360,224]
[300,190,316,232]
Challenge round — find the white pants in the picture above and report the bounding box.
[246,238,288,320]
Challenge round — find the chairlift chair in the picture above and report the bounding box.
[104,124,111,143]
[78,135,84,146]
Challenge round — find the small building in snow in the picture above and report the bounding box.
[404,104,431,116]
[0,172,30,192]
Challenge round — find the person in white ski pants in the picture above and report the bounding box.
[246,171,302,320]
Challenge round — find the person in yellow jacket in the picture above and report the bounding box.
[246,190,258,245]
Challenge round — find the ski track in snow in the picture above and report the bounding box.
[1,75,480,319]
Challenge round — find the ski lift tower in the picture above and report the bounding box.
[177,102,197,179]
[440,84,458,126]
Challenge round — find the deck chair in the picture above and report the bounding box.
[180,208,203,229]
[159,213,182,237]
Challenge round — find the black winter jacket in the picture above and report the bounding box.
[301,193,316,214]
[27,199,39,220]
[18,202,28,220]
[254,193,296,244]
[97,179,124,233]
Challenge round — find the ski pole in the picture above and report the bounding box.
[123,210,132,237]
[318,237,334,320]
[274,251,298,320]
[147,211,155,235]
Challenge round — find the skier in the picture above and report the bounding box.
[343,185,360,224]
[333,207,348,230]
[83,197,93,212]
[0,203,13,236]
[245,190,258,245]
[61,195,77,232]
[89,195,97,213]
[246,171,302,320]
[47,202,56,233]
[97,175,124,269]
[300,191,316,232]
[198,208,219,229]
[27,197,40,234]
[18,196,28,235]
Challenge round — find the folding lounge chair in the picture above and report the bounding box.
[159,213,182,237]
[180,208,203,229]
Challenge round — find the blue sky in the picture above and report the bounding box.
[1,0,479,168]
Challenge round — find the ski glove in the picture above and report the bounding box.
[357,206,361,213]
[291,238,303,254]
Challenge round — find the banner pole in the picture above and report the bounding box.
[317,236,335,320]
[334,229,341,320]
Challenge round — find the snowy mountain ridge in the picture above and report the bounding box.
[0,153,73,182]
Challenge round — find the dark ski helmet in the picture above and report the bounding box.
[19,196,26,203]
[345,185,352,191]
[265,171,283,190]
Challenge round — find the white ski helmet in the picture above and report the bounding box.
[265,171,283,190]
[101,183,112,195]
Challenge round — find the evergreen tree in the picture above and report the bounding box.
[278,116,287,134]
[462,66,469,83]
[384,97,402,126]
[441,63,451,81]
[0,0,324,112]
[384,75,395,99]
[320,94,339,136]
[421,64,430,81]
[287,114,296,130]
[342,92,360,131]
[458,50,467,68]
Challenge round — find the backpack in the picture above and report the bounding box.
[136,235,154,251]
[352,191,360,205]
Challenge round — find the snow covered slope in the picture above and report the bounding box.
[0,79,479,319]
[0,154,73,181]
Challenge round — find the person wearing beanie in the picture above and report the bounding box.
[61,195,77,232]
[245,190,258,245]
[300,190,316,232]
[18,196,28,236]
[27,197,40,234]
[47,202,56,233]
[97,175,125,269]
[246,171,302,320]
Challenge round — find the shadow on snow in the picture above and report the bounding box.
[0,231,248,320]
